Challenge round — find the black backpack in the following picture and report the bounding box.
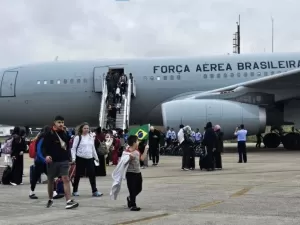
[1,166,12,185]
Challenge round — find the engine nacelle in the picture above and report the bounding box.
[161,99,266,139]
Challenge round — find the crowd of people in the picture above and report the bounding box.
[105,71,129,129]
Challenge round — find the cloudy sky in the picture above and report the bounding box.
[0,0,298,67]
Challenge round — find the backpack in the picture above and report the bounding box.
[1,166,12,185]
[2,138,13,155]
[97,140,109,155]
[29,139,38,159]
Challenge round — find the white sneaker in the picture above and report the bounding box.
[10,182,17,186]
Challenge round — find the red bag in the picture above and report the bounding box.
[29,139,37,159]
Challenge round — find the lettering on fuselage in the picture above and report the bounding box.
[153,60,300,74]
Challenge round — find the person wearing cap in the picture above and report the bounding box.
[43,115,79,209]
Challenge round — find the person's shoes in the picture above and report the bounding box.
[130,206,141,211]
[72,192,80,197]
[65,199,79,209]
[46,199,54,208]
[10,182,17,186]
[238,161,242,163]
[29,194,38,199]
[92,191,103,197]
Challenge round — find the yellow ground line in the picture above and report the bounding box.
[189,200,224,211]
[230,187,253,198]
[116,213,170,225]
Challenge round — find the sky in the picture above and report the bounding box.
[0,0,299,67]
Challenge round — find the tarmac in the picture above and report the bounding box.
[1,148,300,225]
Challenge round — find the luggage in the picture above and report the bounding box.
[30,165,41,184]
[55,178,64,194]
[1,166,12,184]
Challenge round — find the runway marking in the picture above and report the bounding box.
[116,213,170,225]
[188,200,224,211]
[230,186,253,198]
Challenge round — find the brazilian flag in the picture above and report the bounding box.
[128,124,150,140]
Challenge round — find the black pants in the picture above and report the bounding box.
[206,146,215,169]
[238,141,247,162]
[31,162,47,191]
[151,148,159,164]
[95,155,106,176]
[115,94,121,103]
[11,155,23,184]
[181,144,190,169]
[126,172,142,207]
[73,157,97,193]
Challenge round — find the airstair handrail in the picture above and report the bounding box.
[123,79,132,130]
[99,75,107,128]
[132,79,136,97]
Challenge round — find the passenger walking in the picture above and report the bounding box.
[213,125,223,169]
[125,135,149,211]
[112,133,121,166]
[256,133,263,148]
[10,127,27,185]
[234,124,248,163]
[148,126,160,166]
[178,124,188,170]
[43,115,79,209]
[29,126,62,199]
[94,127,107,176]
[71,122,102,197]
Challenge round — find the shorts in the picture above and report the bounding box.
[47,161,69,180]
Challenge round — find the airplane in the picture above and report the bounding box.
[1,52,300,150]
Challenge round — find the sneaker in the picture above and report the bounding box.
[72,192,80,197]
[183,168,189,171]
[53,194,64,199]
[130,206,141,211]
[92,191,103,197]
[65,200,79,209]
[29,194,38,199]
[10,182,17,186]
[46,200,54,208]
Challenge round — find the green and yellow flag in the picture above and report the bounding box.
[128,124,150,140]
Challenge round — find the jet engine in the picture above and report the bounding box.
[161,99,266,139]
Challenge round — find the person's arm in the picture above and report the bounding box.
[234,128,239,136]
[42,132,52,158]
[71,136,79,162]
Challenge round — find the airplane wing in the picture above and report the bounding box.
[190,68,300,100]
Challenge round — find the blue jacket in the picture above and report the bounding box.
[36,138,46,163]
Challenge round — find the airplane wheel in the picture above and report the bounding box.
[282,133,300,150]
[263,133,280,148]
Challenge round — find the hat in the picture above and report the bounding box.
[214,125,221,131]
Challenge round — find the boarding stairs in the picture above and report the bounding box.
[99,78,136,130]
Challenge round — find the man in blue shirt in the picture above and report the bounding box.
[234,124,248,163]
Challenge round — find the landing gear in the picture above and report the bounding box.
[263,126,300,150]
[263,133,281,148]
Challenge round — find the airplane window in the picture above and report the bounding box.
[143,76,147,80]
[50,80,54,84]
[230,73,234,77]
[70,79,74,84]
[257,72,261,76]
[177,75,180,80]
[237,72,241,77]
[170,75,174,80]
[203,74,207,79]
[250,72,254,77]
[150,76,154,80]
[57,80,61,84]
[217,74,221,78]
[83,78,87,83]
[77,79,81,83]
[224,73,227,78]
[243,72,247,77]
[64,79,67,84]
[264,72,268,76]
[37,80,41,84]
[271,71,275,75]
[210,74,214,78]
[156,76,161,81]
[163,76,167,80]
[44,80,47,84]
